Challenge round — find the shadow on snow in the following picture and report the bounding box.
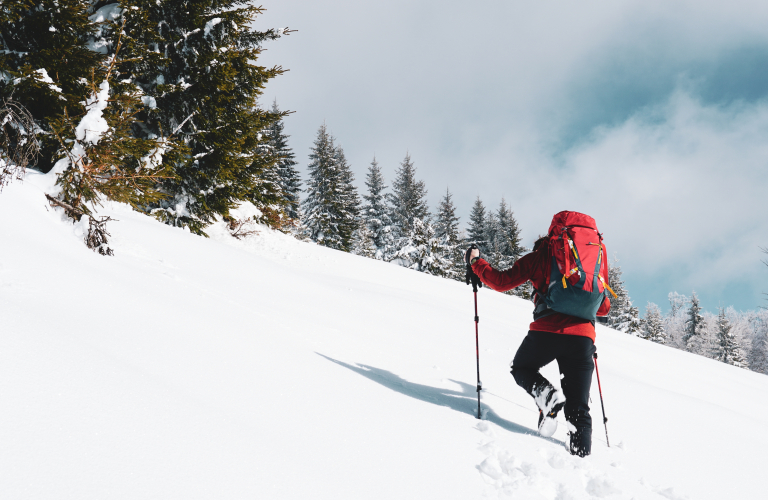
[316,352,564,446]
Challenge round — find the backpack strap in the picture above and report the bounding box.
[596,243,618,298]
[531,286,555,321]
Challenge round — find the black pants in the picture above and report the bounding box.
[511,330,595,454]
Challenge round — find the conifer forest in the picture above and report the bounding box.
[2,1,767,379]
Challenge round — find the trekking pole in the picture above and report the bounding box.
[593,351,610,447]
[473,282,481,419]
[465,244,482,419]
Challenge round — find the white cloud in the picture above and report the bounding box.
[255,0,768,309]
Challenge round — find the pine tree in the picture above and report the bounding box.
[352,223,377,259]
[118,0,290,234]
[0,0,104,173]
[434,188,463,281]
[488,198,522,269]
[683,292,706,353]
[265,100,301,225]
[2,1,291,235]
[606,258,635,333]
[714,308,745,367]
[301,124,359,252]
[748,313,768,374]
[467,197,488,254]
[2,2,179,254]
[664,292,690,348]
[388,153,429,239]
[359,157,395,260]
[493,198,531,298]
[391,218,453,277]
[642,302,666,343]
[628,306,642,335]
[483,210,499,266]
[435,188,459,244]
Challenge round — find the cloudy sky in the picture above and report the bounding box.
[254,0,768,313]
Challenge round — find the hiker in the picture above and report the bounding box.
[465,211,613,457]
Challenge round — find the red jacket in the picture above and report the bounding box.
[471,240,610,342]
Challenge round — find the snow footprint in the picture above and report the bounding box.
[585,473,621,497]
[475,422,555,498]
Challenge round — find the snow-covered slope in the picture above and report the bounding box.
[2,172,766,500]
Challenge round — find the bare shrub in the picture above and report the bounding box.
[0,98,40,191]
[227,216,259,240]
[85,215,115,256]
[46,194,115,256]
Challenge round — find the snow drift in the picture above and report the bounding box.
[1,172,766,499]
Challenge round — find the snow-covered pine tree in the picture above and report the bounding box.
[493,198,531,298]
[627,306,642,335]
[642,302,666,343]
[265,100,301,226]
[352,223,377,259]
[683,292,707,353]
[663,292,690,348]
[714,308,745,367]
[467,197,488,254]
[359,157,395,260]
[0,0,103,173]
[391,217,452,277]
[489,198,522,269]
[116,0,290,234]
[606,258,635,332]
[748,312,768,374]
[483,210,499,267]
[301,124,359,252]
[2,2,177,253]
[334,145,361,248]
[434,188,463,281]
[388,153,429,239]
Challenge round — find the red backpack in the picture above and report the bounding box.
[536,211,617,321]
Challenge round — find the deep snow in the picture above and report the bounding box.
[1,172,767,499]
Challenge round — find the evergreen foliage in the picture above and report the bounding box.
[487,198,523,269]
[359,156,394,260]
[748,314,768,374]
[606,259,636,333]
[683,292,706,353]
[117,0,289,234]
[492,198,530,298]
[434,188,459,244]
[0,0,104,172]
[391,218,453,278]
[434,188,464,280]
[483,210,498,265]
[642,302,666,343]
[388,153,429,238]
[1,1,291,236]
[714,308,744,367]
[352,223,377,259]
[264,100,301,225]
[301,124,359,251]
[467,196,488,254]
[626,305,642,335]
[664,292,690,348]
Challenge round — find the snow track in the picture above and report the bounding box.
[1,172,766,499]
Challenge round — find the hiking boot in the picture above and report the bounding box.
[535,387,566,437]
[567,426,592,457]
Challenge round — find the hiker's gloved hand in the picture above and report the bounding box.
[465,264,483,289]
[465,244,483,289]
[464,244,480,265]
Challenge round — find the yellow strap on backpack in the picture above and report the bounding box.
[599,274,618,298]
